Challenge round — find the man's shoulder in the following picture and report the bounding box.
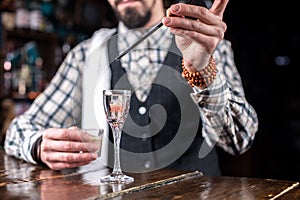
[72,27,117,55]
[68,28,116,59]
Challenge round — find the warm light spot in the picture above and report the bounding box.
[4,61,12,71]
[28,91,40,99]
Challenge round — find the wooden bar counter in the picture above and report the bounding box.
[0,149,299,199]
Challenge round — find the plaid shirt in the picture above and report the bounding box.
[4,27,258,165]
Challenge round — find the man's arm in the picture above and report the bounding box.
[191,39,258,155]
[4,42,86,164]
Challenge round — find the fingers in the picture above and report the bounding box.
[210,0,229,18]
[167,4,215,24]
[166,3,227,24]
[40,127,100,170]
[42,139,99,152]
[43,151,97,163]
[42,128,100,152]
[46,161,92,171]
[41,151,97,170]
[167,0,230,20]
[43,128,92,142]
[163,3,227,37]
[164,17,225,37]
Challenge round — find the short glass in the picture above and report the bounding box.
[78,129,103,157]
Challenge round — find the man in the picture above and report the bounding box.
[4,0,258,176]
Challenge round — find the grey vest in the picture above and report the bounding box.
[107,34,221,176]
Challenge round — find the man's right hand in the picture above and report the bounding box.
[40,127,99,170]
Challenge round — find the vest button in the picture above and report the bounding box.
[144,160,151,169]
[142,133,147,141]
[138,106,147,115]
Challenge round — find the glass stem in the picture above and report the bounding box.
[112,126,123,175]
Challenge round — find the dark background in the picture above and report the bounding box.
[220,0,300,181]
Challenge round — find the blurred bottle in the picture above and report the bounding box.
[15,0,30,29]
[28,0,45,31]
[31,57,44,92]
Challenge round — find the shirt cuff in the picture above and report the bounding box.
[190,73,230,113]
[23,131,44,164]
[31,136,45,166]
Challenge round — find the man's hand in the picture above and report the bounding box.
[40,127,99,170]
[162,0,229,72]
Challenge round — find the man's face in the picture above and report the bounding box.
[108,0,157,29]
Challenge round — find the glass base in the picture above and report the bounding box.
[100,173,134,184]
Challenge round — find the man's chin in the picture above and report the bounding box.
[116,5,151,29]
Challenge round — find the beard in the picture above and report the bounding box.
[114,2,152,29]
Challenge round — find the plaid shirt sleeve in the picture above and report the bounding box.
[4,41,89,164]
[191,40,258,155]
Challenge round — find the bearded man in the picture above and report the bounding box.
[5,0,258,176]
